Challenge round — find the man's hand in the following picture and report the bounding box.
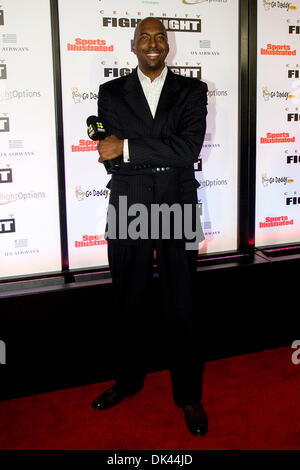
[97,135,124,163]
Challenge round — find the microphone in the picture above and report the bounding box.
[86,115,121,174]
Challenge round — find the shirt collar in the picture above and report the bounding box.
[137,65,168,85]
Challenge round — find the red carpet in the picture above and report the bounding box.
[0,346,299,450]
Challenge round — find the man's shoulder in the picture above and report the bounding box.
[99,73,132,92]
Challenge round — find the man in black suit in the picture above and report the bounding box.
[92,17,208,436]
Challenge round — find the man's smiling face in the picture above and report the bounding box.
[132,18,169,79]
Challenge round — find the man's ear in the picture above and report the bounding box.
[132,42,136,54]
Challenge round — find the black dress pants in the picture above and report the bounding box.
[107,237,204,407]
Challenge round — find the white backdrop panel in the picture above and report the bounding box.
[0,0,62,279]
[58,0,239,269]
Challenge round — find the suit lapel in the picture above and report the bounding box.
[123,68,153,126]
[153,69,182,135]
[122,67,183,132]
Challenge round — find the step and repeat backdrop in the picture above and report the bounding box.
[58,0,239,270]
[3,1,299,279]
[255,0,300,247]
[0,0,62,279]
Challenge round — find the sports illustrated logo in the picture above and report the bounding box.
[0,340,6,365]
[0,168,12,183]
[0,218,15,234]
[75,234,107,248]
[0,62,7,79]
[259,216,294,228]
[0,9,4,26]
[71,140,98,152]
[102,16,201,32]
[263,1,297,11]
[0,116,9,132]
[67,38,114,52]
[291,340,300,365]
[260,132,295,144]
[261,44,296,56]
[105,196,204,250]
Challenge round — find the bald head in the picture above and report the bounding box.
[132,17,169,81]
[134,17,168,43]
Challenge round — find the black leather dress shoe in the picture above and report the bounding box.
[182,402,208,436]
[92,386,125,410]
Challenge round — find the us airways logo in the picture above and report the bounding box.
[263,1,297,11]
[262,86,294,101]
[0,217,15,234]
[0,61,7,79]
[102,16,201,32]
[0,166,12,183]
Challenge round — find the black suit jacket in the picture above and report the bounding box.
[98,67,207,245]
